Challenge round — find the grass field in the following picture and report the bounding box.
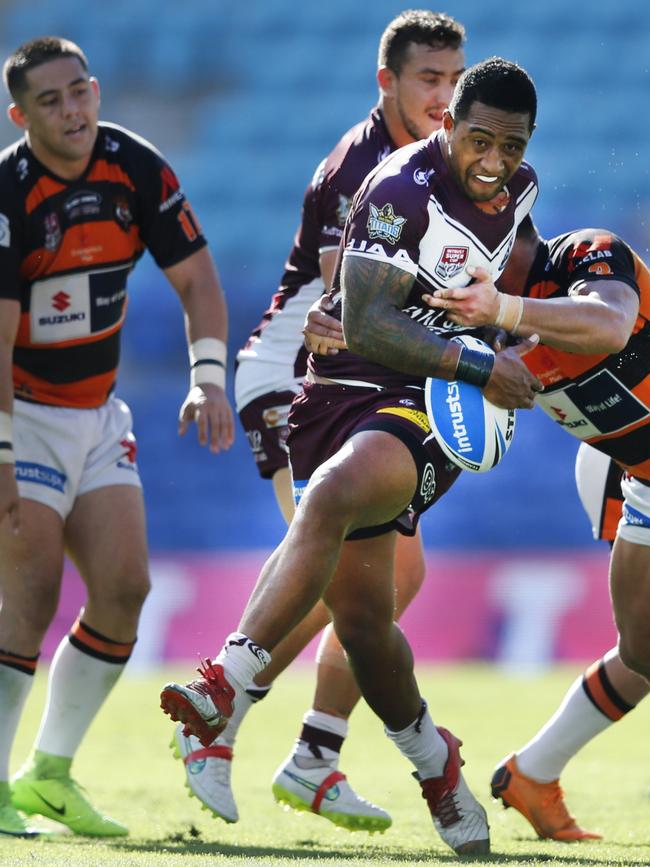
[2,663,649,866]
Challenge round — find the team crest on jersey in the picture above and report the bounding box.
[336,194,352,227]
[435,246,469,280]
[43,213,61,251]
[113,196,133,231]
[367,203,406,246]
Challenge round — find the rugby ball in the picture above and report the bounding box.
[424,335,515,473]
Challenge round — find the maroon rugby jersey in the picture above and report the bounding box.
[312,129,538,389]
[0,122,206,408]
[520,229,650,481]
[237,109,395,380]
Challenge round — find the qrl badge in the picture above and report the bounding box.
[435,246,469,280]
[367,203,406,246]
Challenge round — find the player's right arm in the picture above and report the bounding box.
[0,298,20,532]
[342,255,541,409]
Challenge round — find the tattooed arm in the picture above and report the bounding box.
[341,255,542,408]
[341,256,461,379]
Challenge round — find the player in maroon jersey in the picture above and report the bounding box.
[427,219,650,840]
[0,37,233,837]
[161,58,541,856]
[178,9,468,830]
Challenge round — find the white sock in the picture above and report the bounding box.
[293,709,348,765]
[0,662,35,780]
[385,702,448,779]
[516,673,613,782]
[35,634,127,758]
[217,683,271,749]
[215,632,271,694]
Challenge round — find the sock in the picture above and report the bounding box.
[292,709,348,768]
[34,618,135,760]
[217,683,272,749]
[516,656,636,783]
[385,701,449,780]
[214,632,271,694]
[0,651,38,786]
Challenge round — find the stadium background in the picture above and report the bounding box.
[1,0,646,669]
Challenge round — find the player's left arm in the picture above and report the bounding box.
[426,266,639,354]
[164,247,234,452]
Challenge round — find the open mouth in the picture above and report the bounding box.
[475,174,499,183]
[65,123,87,137]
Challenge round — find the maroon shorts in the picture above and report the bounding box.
[288,381,461,539]
[238,390,296,479]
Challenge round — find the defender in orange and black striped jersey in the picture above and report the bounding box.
[425,223,650,841]
[0,121,205,408]
[0,37,233,840]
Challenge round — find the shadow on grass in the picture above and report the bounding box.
[99,835,650,865]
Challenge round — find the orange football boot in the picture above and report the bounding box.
[491,754,601,841]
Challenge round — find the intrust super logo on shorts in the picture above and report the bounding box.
[16,461,66,492]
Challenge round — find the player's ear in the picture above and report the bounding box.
[7,102,27,131]
[442,109,455,137]
[90,76,100,105]
[377,66,396,99]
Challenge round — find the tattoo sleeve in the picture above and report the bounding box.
[341,256,460,379]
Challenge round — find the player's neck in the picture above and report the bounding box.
[379,99,417,149]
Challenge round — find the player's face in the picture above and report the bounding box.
[442,101,532,202]
[9,56,100,179]
[381,43,465,147]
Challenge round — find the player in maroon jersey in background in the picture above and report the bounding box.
[174,10,468,831]
[0,36,233,837]
[427,218,650,841]
[161,58,542,856]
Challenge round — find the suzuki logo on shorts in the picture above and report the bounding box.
[52,291,71,312]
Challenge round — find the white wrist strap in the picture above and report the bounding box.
[189,337,227,389]
[0,411,14,465]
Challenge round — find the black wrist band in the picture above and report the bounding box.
[455,345,495,387]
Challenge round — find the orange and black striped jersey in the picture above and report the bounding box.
[0,122,206,408]
[521,229,650,481]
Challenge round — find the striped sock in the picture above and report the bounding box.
[0,652,38,782]
[517,656,635,783]
[34,618,135,759]
[581,656,635,721]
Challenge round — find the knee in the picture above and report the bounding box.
[333,606,393,658]
[618,632,650,679]
[91,568,151,616]
[17,585,60,637]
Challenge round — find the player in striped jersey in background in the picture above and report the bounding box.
[0,36,233,837]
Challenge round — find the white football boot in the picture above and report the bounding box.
[415,727,489,855]
[171,724,238,823]
[272,754,391,833]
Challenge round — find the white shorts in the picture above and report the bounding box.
[14,396,141,519]
[619,474,650,545]
[575,442,616,540]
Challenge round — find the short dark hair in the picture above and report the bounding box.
[449,57,537,131]
[378,10,465,75]
[3,36,88,101]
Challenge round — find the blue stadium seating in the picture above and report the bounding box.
[0,0,645,550]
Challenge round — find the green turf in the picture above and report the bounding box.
[2,663,649,865]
